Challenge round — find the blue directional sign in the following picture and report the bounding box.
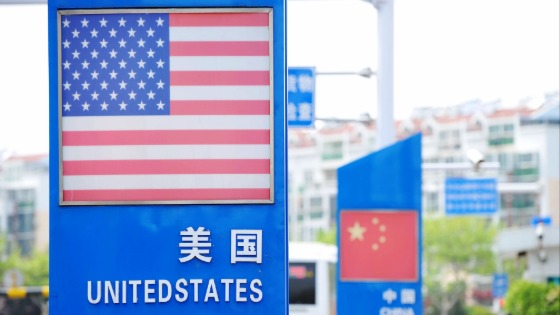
[287,67,315,128]
[48,1,288,314]
[445,177,498,215]
[492,273,508,298]
[337,134,423,315]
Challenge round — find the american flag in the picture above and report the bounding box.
[59,10,273,204]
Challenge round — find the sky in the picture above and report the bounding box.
[0,0,558,155]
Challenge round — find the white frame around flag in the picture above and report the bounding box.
[57,8,275,206]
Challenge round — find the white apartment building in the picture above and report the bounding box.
[0,154,49,256]
[288,94,559,241]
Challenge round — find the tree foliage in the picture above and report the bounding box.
[0,238,49,286]
[423,216,497,315]
[504,280,560,315]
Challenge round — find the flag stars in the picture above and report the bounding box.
[137,80,146,89]
[81,18,89,28]
[128,90,137,100]
[128,28,136,37]
[348,222,366,241]
[118,39,127,48]
[63,40,71,48]
[63,61,71,69]
[109,28,117,37]
[147,70,155,79]
[137,38,145,47]
[119,59,127,69]
[72,91,81,100]
[63,81,71,90]
[90,70,99,80]
[100,60,108,69]
[100,39,108,48]
[156,59,165,68]
[100,81,108,90]
[110,91,118,100]
[156,39,165,47]
[137,59,146,68]
[109,70,118,79]
[118,18,126,27]
[109,49,118,58]
[72,29,80,38]
[119,80,127,89]
[82,101,90,111]
[138,101,147,110]
[63,102,71,111]
[90,29,98,38]
[128,70,136,79]
[91,91,99,100]
[90,50,99,59]
[99,18,108,27]
[119,101,127,110]
[379,225,386,232]
[81,60,90,69]
[81,81,90,90]
[100,101,109,111]
[156,80,165,89]
[137,17,145,27]
[62,19,70,28]
[81,39,89,48]
[157,101,165,110]
[147,91,156,99]
[128,49,136,58]
[147,49,155,58]
[72,50,80,59]
[72,70,80,80]
[146,28,155,37]
[156,17,164,27]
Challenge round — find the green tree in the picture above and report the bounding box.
[0,238,49,286]
[423,217,497,315]
[316,227,336,245]
[504,280,560,315]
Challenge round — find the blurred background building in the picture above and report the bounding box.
[0,154,49,257]
[288,93,559,241]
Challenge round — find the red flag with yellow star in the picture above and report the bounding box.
[340,210,419,281]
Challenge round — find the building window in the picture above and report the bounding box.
[322,141,343,160]
[488,123,514,146]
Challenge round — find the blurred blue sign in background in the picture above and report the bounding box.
[287,67,315,128]
[492,273,508,298]
[445,177,498,215]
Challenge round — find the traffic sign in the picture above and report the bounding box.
[337,134,423,315]
[492,273,508,298]
[287,67,315,128]
[445,177,498,215]
[48,1,288,314]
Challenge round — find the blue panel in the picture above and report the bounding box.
[48,1,287,314]
[287,67,315,128]
[492,273,508,298]
[445,177,498,215]
[337,134,423,315]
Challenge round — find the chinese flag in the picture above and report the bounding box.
[340,210,418,281]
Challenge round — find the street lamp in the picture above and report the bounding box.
[316,67,376,79]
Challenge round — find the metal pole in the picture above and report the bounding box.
[371,0,395,150]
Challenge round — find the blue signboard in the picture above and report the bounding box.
[492,273,508,298]
[445,177,498,215]
[48,1,287,314]
[287,67,315,128]
[337,134,423,315]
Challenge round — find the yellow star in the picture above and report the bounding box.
[348,221,367,241]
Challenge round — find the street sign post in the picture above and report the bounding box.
[445,177,498,215]
[337,134,423,315]
[287,67,315,128]
[48,1,287,314]
[492,273,508,298]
